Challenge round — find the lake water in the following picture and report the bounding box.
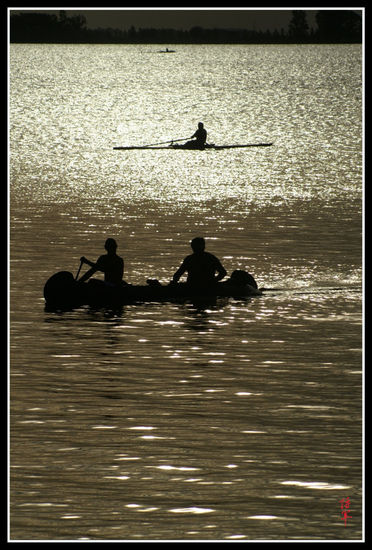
[9,43,363,541]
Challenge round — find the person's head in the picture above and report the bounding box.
[191,237,205,253]
[105,238,118,253]
[198,122,204,129]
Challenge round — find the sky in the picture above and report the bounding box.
[10,8,322,32]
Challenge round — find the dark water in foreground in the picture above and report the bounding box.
[10,43,363,540]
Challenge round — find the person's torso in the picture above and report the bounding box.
[184,252,218,285]
[195,128,207,142]
[97,254,124,283]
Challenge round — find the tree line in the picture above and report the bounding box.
[10,10,362,44]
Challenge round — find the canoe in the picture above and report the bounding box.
[113,142,273,151]
[44,270,262,309]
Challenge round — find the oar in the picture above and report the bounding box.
[136,137,191,147]
[75,259,84,281]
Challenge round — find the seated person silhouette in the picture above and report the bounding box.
[78,238,124,285]
[171,237,227,288]
[184,122,207,149]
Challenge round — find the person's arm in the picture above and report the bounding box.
[171,261,187,283]
[117,258,124,282]
[80,256,96,269]
[78,256,100,283]
[214,260,227,282]
[78,266,97,283]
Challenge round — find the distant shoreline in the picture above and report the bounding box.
[9,41,363,45]
[9,11,362,45]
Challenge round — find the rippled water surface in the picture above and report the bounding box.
[9,44,363,541]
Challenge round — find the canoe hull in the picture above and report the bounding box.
[44,271,262,309]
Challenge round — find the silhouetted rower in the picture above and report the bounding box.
[185,122,207,149]
[78,238,124,285]
[171,237,226,288]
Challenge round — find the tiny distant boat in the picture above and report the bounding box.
[113,142,273,151]
[44,269,262,310]
[157,48,176,53]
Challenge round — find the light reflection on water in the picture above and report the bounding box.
[11,287,362,540]
[10,43,362,541]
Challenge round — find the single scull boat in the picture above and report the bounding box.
[113,142,273,150]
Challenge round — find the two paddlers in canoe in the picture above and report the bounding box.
[77,236,227,290]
